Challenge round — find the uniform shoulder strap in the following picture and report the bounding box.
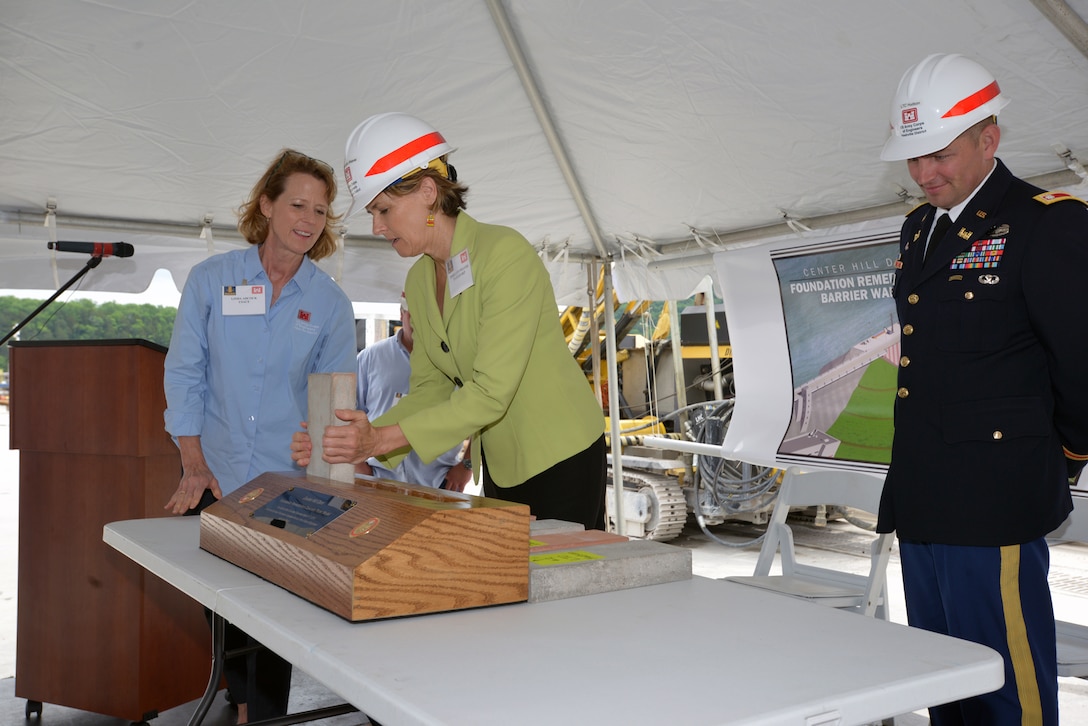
[1033,191,1087,206]
[904,201,930,218]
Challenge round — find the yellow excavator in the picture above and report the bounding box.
[561,273,781,543]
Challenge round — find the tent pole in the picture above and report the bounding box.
[702,281,725,401]
[667,299,689,418]
[1029,0,1088,59]
[587,260,602,406]
[602,261,626,534]
[485,0,609,259]
[667,299,696,488]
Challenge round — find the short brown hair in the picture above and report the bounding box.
[966,115,998,141]
[237,149,342,261]
[383,158,469,218]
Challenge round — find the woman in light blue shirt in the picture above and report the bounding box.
[162,149,356,723]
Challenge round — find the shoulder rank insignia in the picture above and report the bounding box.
[1034,191,1087,205]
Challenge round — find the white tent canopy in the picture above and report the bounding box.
[3,0,1088,304]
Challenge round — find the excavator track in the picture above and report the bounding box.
[606,468,688,541]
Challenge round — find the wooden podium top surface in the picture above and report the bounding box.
[8,338,167,353]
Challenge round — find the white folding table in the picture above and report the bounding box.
[104,517,1003,726]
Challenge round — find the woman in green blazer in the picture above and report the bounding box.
[294,112,606,529]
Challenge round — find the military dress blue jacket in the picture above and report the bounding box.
[879,159,1088,546]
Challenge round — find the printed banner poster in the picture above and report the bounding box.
[772,236,900,466]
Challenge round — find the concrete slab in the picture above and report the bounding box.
[528,518,586,535]
[530,538,692,603]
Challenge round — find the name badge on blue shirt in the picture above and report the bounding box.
[222,284,265,315]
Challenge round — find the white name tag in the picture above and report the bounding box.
[222,284,265,315]
[446,249,474,298]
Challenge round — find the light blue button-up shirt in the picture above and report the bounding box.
[164,245,357,495]
[357,330,462,488]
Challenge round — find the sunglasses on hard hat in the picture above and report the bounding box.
[271,149,335,177]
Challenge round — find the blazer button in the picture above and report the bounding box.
[907,294,919,304]
[902,324,914,336]
[964,291,975,300]
[897,387,909,398]
[899,356,910,367]
[441,341,450,352]
[454,377,463,387]
[993,430,1003,440]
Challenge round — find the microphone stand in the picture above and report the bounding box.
[1,255,103,347]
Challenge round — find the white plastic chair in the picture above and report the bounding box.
[1048,494,1088,678]
[726,466,895,619]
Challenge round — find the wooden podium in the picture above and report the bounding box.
[9,340,211,722]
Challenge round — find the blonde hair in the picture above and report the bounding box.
[237,149,342,261]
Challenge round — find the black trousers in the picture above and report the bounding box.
[482,434,607,530]
[187,490,292,719]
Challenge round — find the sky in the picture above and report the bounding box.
[0,268,182,307]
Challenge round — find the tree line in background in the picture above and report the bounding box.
[0,296,177,371]
[0,294,719,374]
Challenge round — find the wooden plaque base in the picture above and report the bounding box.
[199,471,530,621]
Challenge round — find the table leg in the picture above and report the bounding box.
[187,611,227,726]
[186,611,360,726]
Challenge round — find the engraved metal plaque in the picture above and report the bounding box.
[251,486,355,538]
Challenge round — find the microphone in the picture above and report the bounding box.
[48,241,135,258]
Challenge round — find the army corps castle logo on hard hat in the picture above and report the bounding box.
[881,53,1010,161]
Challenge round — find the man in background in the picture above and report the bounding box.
[356,293,472,492]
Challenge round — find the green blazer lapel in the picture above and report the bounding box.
[441,263,461,325]
[418,257,448,344]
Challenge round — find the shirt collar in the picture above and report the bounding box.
[244,243,315,292]
[242,244,267,284]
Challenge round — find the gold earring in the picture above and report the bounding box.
[426,213,435,227]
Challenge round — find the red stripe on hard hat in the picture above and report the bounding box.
[366,132,447,176]
[942,81,1000,118]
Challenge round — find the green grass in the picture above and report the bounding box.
[826,359,897,464]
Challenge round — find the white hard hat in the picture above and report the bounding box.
[880,53,1009,161]
[343,112,454,218]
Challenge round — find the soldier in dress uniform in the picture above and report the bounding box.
[878,53,1088,725]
